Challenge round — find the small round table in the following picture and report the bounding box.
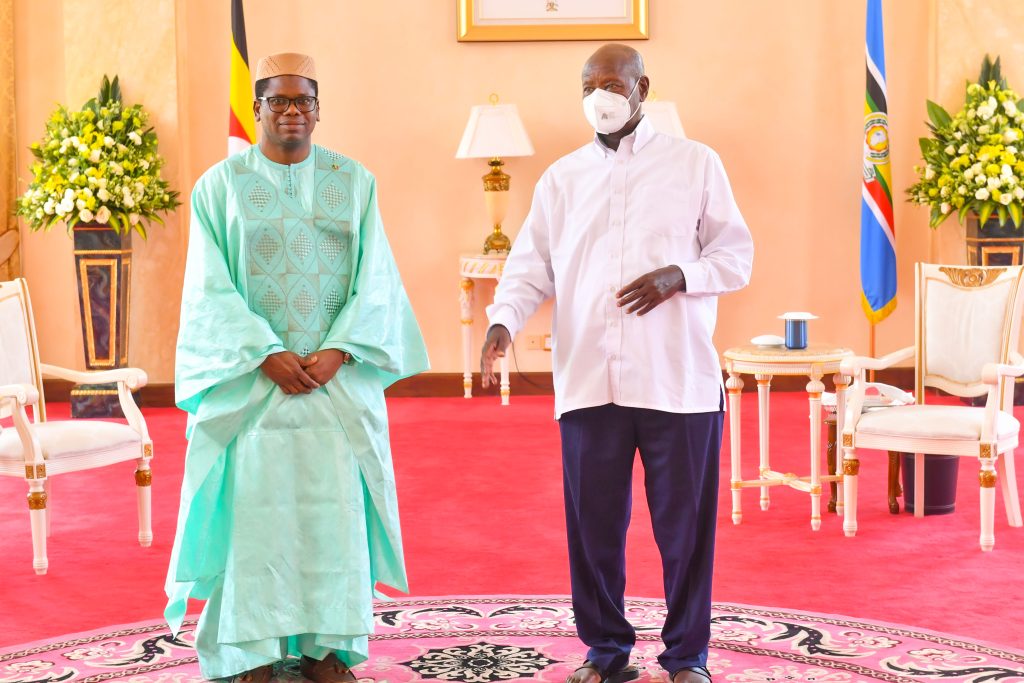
[723,344,854,530]
[459,253,510,405]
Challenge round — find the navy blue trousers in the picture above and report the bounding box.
[559,403,723,675]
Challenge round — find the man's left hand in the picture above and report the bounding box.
[301,349,352,386]
[616,265,685,315]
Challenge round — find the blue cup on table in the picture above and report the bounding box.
[785,320,807,349]
[779,312,817,350]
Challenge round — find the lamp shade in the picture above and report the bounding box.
[456,103,535,159]
[642,100,686,139]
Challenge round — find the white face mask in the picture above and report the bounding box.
[582,81,639,135]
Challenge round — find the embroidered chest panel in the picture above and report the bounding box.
[232,152,356,356]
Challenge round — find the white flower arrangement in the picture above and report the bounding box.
[908,56,1024,228]
[17,75,179,236]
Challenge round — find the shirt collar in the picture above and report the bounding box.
[593,115,657,158]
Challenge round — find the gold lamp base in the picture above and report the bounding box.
[481,158,512,255]
[483,224,511,254]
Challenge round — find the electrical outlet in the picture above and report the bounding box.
[524,334,553,351]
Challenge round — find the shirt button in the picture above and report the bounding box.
[609,354,619,361]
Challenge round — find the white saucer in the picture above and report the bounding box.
[779,311,818,320]
[750,334,785,347]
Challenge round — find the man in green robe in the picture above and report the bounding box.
[165,52,428,683]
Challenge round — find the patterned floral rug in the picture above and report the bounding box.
[2,597,1022,683]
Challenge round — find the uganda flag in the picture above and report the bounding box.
[228,0,255,156]
[861,0,896,323]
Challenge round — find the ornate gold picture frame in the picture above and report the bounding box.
[457,0,649,42]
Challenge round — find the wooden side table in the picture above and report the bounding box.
[459,253,510,405]
[723,344,854,530]
[825,414,902,515]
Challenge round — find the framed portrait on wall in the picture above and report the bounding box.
[457,0,649,42]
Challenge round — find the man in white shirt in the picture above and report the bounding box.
[480,44,753,683]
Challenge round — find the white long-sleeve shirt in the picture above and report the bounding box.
[487,116,754,418]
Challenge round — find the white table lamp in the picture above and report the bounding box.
[456,94,535,254]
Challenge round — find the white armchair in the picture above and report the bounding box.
[840,264,1024,551]
[0,278,153,574]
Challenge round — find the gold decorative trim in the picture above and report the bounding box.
[27,491,47,510]
[842,433,853,448]
[730,481,742,490]
[807,392,822,400]
[78,258,119,367]
[134,469,152,486]
[143,443,153,457]
[727,387,743,395]
[459,278,475,292]
[980,443,993,459]
[460,318,473,325]
[72,249,133,255]
[24,464,46,479]
[70,388,119,396]
[810,485,822,495]
[938,266,1006,288]
[980,470,997,488]
[842,459,860,476]
[459,255,507,279]
[980,246,1021,266]
[122,258,131,365]
[457,0,648,42]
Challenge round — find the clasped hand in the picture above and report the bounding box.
[260,349,351,395]
[616,265,685,315]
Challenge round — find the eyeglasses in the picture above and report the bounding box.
[258,96,318,113]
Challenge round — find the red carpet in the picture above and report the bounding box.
[1,394,1022,649]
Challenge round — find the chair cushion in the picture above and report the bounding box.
[855,405,1019,441]
[0,420,141,461]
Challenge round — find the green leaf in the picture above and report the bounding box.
[926,100,953,129]
[1010,202,1023,228]
[111,75,121,103]
[998,204,1009,224]
[107,213,121,231]
[958,202,973,224]
[919,137,936,156]
[978,201,996,226]
[134,222,147,239]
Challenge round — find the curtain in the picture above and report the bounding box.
[0,0,18,279]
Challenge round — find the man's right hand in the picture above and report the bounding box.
[260,351,320,395]
[480,325,512,389]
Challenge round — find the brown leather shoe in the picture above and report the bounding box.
[228,664,273,683]
[299,653,358,683]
